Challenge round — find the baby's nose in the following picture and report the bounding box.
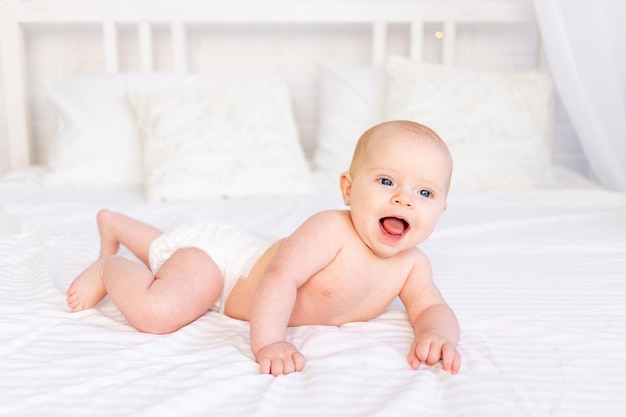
[392,191,413,207]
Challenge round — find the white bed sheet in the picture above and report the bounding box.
[1,170,625,417]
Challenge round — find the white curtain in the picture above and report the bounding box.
[533,0,626,191]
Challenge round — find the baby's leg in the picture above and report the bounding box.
[67,210,162,312]
[66,257,109,312]
[96,209,162,266]
[68,248,223,334]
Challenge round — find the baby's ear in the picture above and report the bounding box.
[339,172,352,206]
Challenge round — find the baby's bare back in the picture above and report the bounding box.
[225,230,415,326]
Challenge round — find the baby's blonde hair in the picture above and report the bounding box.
[349,120,453,192]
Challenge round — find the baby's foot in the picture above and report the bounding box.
[96,209,120,257]
[66,258,108,312]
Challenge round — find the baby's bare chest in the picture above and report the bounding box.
[290,254,407,325]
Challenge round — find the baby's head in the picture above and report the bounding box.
[349,120,452,193]
[340,120,452,257]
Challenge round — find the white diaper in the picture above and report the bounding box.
[148,220,273,314]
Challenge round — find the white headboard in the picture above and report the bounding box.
[0,0,536,171]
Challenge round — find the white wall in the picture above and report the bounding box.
[0,9,589,177]
[0,35,7,174]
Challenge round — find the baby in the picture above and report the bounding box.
[67,120,461,375]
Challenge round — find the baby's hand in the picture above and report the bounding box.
[255,341,306,376]
[407,333,461,374]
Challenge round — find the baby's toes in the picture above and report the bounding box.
[66,293,82,311]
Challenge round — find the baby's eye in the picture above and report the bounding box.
[419,189,432,198]
[379,178,393,186]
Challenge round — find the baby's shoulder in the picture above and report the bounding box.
[400,245,427,258]
[397,246,430,269]
[306,209,352,228]
[291,210,354,246]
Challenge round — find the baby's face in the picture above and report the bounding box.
[341,129,450,258]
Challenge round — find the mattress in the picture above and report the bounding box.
[1,170,625,416]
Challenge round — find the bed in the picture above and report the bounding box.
[1,1,625,416]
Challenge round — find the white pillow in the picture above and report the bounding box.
[384,55,555,191]
[313,62,384,184]
[449,141,552,191]
[44,72,207,186]
[129,83,318,201]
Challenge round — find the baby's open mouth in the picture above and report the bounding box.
[380,217,409,236]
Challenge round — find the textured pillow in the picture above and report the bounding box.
[449,141,552,191]
[313,62,384,184]
[44,72,207,186]
[129,83,317,201]
[384,55,554,191]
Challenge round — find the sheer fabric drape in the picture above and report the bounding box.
[533,0,626,191]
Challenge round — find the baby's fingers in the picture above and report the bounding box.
[257,348,306,376]
[407,339,437,369]
[273,351,306,375]
[292,350,306,373]
[425,342,444,366]
[259,356,287,376]
[441,343,461,374]
[413,339,442,366]
[407,340,420,369]
[258,356,274,375]
[408,338,461,374]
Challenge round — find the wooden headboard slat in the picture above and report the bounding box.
[0,0,536,171]
[12,1,535,24]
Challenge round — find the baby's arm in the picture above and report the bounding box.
[249,211,344,376]
[399,250,461,374]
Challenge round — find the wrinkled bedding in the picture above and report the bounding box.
[1,171,625,416]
